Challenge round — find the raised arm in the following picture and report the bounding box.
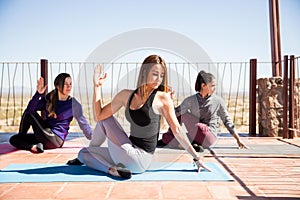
[25,77,48,113]
[37,77,48,94]
[93,64,128,122]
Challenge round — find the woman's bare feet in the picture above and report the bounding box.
[108,163,132,179]
[31,143,44,153]
[67,158,83,165]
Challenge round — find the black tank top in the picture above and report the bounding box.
[125,89,160,153]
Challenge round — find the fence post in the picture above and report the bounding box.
[282,55,289,139]
[40,59,48,94]
[289,55,295,139]
[40,59,48,119]
[249,59,257,136]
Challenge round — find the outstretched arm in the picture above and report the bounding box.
[157,92,212,172]
[232,132,248,149]
[73,99,93,140]
[218,99,248,149]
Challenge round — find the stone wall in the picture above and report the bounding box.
[257,77,283,137]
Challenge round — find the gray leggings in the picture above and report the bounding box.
[78,116,153,174]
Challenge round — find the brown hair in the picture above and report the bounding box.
[46,73,71,118]
[136,55,168,99]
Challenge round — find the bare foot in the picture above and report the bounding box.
[108,164,131,179]
[30,143,44,153]
[31,145,39,153]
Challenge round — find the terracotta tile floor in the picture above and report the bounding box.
[0,132,300,200]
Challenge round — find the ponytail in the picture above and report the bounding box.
[46,88,58,118]
[195,70,215,92]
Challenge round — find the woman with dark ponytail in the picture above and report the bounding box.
[9,73,92,153]
[158,70,248,151]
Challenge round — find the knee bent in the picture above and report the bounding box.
[9,134,18,146]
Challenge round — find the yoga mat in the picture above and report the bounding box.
[0,162,233,182]
[0,143,18,154]
[211,144,300,155]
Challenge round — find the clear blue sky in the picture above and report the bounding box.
[0,0,299,63]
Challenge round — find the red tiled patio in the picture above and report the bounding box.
[0,132,299,200]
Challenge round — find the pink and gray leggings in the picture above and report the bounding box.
[161,113,217,148]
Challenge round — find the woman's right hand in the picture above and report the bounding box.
[37,77,47,94]
[167,86,176,100]
[94,64,107,87]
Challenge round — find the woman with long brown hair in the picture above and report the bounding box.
[9,73,92,153]
[75,55,211,179]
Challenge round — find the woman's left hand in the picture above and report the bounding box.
[195,159,212,173]
[237,140,248,149]
[167,86,176,100]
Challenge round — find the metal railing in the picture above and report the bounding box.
[283,56,300,138]
[0,60,252,133]
[1,57,299,136]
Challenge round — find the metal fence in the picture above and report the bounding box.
[284,56,300,138]
[1,57,299,136]
[0,60,252,133]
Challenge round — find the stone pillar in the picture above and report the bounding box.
[257,77,283,136]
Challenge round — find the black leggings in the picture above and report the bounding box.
[9,112,64,150]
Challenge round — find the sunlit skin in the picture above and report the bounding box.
[131,64,165,110]
[60,77,72,100]
[199,79,216,98]
[146,64,165,91]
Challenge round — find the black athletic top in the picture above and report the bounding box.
[125,89,160,154]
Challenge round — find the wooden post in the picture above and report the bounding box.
[40,59,48,94]
[269,0,282,77]
[249,59,257,136]
[40,59,48,119]
[282,55,289,139]
[289,55,295,139]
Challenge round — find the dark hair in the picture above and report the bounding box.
[136,55,168,99]
[195,70,215,92]
[46,73,71,118]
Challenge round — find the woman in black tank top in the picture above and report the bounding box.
[125,88,160,153]
[71,55,211,179]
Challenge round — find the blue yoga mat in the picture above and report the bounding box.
[0,162,233,182]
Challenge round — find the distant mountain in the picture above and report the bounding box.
[0,86,35,97]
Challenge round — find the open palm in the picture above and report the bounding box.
[37,77,47,94]
[94,64,107,87]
